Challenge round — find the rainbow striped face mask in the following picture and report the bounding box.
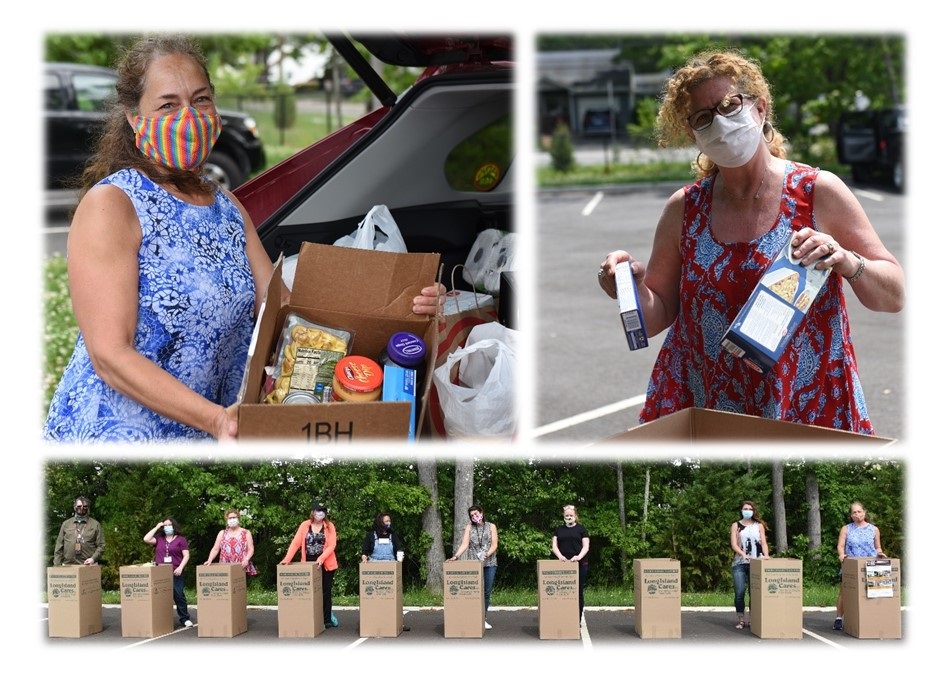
[132,106,221,170]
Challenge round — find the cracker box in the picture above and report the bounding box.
[237,242,440,441]
[721,235,831,373]
[615,261,648,350]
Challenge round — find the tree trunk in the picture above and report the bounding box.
[454,459,474,550]
[417,458,444,594]
[771,462,788,554]
[642,466,650,542]
[616,462,627,581]
[805,470,822,552]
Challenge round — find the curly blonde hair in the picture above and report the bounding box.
[655,49,787,178]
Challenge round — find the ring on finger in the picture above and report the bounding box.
[826,241,836,254]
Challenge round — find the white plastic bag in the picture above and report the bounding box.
[432,322,517,439]
[334,204,408,252]
[462,229,516,293]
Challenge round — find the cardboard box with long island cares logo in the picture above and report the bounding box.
[237,242,440,442]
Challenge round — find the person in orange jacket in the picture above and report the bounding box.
[281,502,339,627]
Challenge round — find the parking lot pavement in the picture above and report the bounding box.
[41,605,906,648]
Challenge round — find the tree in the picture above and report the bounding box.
[417,458,445,594]
[771,461,787,554]
[549,123,575,172]
[453,459,474,551]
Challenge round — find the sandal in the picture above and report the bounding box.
[735,619,745,630]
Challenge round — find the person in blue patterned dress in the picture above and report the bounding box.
[43,35,444,443]
[832,501,884,630]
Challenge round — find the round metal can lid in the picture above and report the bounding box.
[282,390,319,404]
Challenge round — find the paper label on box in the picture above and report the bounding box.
[865,559,894,598]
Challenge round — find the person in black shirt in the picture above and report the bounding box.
[552,504,590,625]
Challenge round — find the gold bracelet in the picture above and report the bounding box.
[846,250,866,283]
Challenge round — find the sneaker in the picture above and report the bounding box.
[330,613,339,627]
[484,621,492,629]
[184,619,193,627]
[833,617,843,631]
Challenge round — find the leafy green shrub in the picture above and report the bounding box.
[549,122,574,173]
[44,254,78,412]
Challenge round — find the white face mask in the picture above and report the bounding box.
[693,105,763,168]
[227,517,239,528]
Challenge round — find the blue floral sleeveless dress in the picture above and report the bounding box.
[44,168,256,442]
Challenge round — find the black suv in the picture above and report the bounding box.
[45,62,266,192]
[835,106,906,191]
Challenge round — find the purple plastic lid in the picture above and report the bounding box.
[387,331,427,368]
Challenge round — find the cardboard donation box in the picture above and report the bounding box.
[633,559,681,639]
[605,407,894,444]
[196,564,247,637]
[443,561,485,638]
[750,558,803,639]
[277,562,324,638]
[537,560,580,639]
[47,565,103,638]
[237,243,440,441]
[842,557,901,639]
[359,561,403,637]
[119,564,173,638]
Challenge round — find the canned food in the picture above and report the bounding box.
[332,355,384,402]
[282,390,320,404]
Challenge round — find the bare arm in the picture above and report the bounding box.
[486,523,499,557]
[144,522,163,545]
[573,537,590,562]
[176,548,190,576]
[761,527,770,558]
[730,522,745,558]
[450,524,472,560]
[244,529,255,565]
[874,527,883,557]
[204,531,224,565]
[837,525,848,561]
[598,189,684,337]
[552,535,564,561]
[792,171,904,313]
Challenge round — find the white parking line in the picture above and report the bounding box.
[582,191,604,216]
[803,628,848,648]
[532,395,646,437]
[581,617,593,649]
[854,188,884,202]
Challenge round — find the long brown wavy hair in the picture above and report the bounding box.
[655,49,788,179]
[77,34,217,200]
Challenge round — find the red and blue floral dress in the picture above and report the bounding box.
[640,161,874,434]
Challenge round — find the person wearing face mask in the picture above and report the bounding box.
[53,496,105,566]
[42,34,445,443]
[832,501,885,631]
[729,500,770,630]
[361,512,404,563]
[552,505,590,625]
[144,517,193,627]
[203,508,257,575]
[281,502,339,628]
[597,49,903,435]
[449,504,499,629]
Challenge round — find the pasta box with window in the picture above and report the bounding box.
[720,235,832,374]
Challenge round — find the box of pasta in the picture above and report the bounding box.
[721,235,831,373]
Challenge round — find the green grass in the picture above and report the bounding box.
[537,160,694,189]
[89,583,902,609]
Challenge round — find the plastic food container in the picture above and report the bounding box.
[331,355,384,402]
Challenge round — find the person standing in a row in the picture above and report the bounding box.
[449,504,499,629]
[144,517,194,627]
[53,496,105,566]
[362,512,404,562]
[833,501,885,631]
[203,508,257,575]
[552,504,590,626]
[281,502,339,629]
[729,500,770,630]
